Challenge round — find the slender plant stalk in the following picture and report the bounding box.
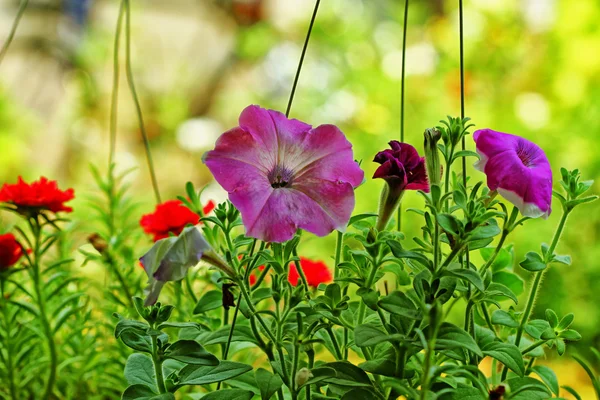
[151,335,166,393]
[333,231,343,280]
[28,218,57,400]
[501,210,570,381]
[285,0,321,118]
[109,1,125,168]
[397,0,409,232]
[123,0,161,204]
[1,281,18,399]
[0,0,29,66]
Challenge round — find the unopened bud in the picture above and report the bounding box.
[424,128,442,187]
[295,367,313,388]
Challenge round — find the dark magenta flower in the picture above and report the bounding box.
[373,141,430,192]
[139,226,234,305]
[373,141,429,230]
[204,105,364,243]
[473,129,552,218]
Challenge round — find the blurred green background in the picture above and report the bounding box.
[1,0,599,395]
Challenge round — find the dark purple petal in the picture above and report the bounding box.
[373,142,429,193]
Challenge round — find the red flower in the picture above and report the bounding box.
[247,257,332,288]
[140,200,215,242]
[289,257,332,287]
[0,177,75,214]
[0,233,24,270]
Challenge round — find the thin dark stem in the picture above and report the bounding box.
[285,0,321,118]
[0,0,29,66]
[216,292,243,390]
[109,1,125,168]
[123,0,161,204]
[397,0,409,232]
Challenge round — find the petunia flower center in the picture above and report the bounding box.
[516,145,534,167]
[268,165,294,189]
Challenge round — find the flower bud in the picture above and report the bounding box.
[424,128,442,187]
[295,367,313,388]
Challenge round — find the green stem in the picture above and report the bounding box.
[521,340,546,355]
[356,256,380,326]
[306,349,315,400]
[123,0,161,204]
[480,303,497,337]
[333,231,343,280]
[0,0,29,65]
[151,335,166,393]
[397,0,409,232]
[420,326,438,399]
[479,229,508,274]
[109,0,125,168]
[27,218,57,400]
[1,281,18,400]
[501,210,570,381]
[292,248,310,295]
[325,327,343,360]
[285,0,321,118]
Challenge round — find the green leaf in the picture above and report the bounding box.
[349,213,378,226]
[435,322,482,357]
[124,354,157,390]
[299,367,337,388]
[440,268,484,292]
[561,385,583,400]
[255,368,283,400]
[193,290,222,314]
[121,384,175,400]
[558,329,582,341]
[482,342,525,377]
[531,365,559,396]
[120,330,153,353]
[545,309,559,328]
[485,282,518,304]
[452,150,480,160]
[557,313,574,330]
[520,252,547,272]
[319,362,373,388]
[437,214,462,236]
[469,222,501,241]
[386,241,432,269]
[552,254,572,266]
[505,377,551,400]
[524,320,551,340]
[340,388,380,400]
[178,361,253,386]
[491,310,519,328]
[359,358,397,378]
[165,340,219,365]
[493,271,524,297]
[442,387,483,400]
[354,324,405,347]
[203,325,259,346]
[480,246,512,272]
[378,291,420,320]
[201,389,254,400]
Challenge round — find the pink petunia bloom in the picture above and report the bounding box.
[204,105,364,243]
[473,129,552,218]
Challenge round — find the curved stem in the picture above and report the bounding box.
[0,0,29,66]
[109,0,125,168]
[285,0,321,118]
[123,0,161,204]
[479,229,508,274]
[521,340,546,355]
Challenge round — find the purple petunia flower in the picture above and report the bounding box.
[204,105,364,243]
[473,129,552,218]
[373,141,430,193]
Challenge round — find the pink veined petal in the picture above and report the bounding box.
[295,148,364,187]
[203,126,274,175]
[238,105,280,161]
[473,129,520,160]
[289,124,362,180]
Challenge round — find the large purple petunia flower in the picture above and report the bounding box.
[473,129,552,218]
[203,105,364,243]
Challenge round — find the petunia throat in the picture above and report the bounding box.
[268,165,294,189]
